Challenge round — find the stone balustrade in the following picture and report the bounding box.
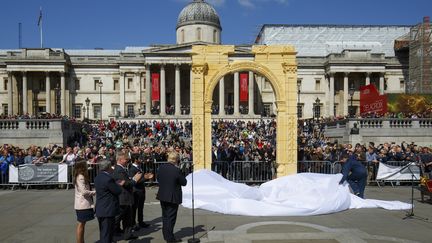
[0,119,84,147]
[324,118,432,146]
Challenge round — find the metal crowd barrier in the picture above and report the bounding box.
[297,161,333,174]
[374,160,421,187]
[211,161,275,183]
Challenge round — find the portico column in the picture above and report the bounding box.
[329,72,335,117]
[60,72,66,115]
[175,64,181,116]
[22,72,28,114]
[135,72,141,115]
[234,72,239,115]
[248,71,254,115]
[343,72,349,116]
[365,72,371,86]
[160,64,166,116]
[7,72,13,115]
[120,72,125,117]
[219,77,225,116]
[145,65,151,116]
[379,73,384,95]
[46,72,51,114]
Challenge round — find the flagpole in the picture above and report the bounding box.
[38,7,43,48]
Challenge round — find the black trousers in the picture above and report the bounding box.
[115,205,133,237]
[98,216,115,243]
[132,190,146,225]
[160,201,179,241]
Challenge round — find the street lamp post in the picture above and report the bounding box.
[314,97,320,122]
[54,84,60,115]
[349,84,355,118]
[98,80,103,122]
[85,97,90,120]
[297,82,301,118]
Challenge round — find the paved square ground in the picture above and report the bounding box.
[0,185,431,243]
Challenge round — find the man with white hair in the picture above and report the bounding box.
[157,151,187,243]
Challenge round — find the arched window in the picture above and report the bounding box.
[196,27,201,41]
[213,29,217,43]
[181,29,185,43]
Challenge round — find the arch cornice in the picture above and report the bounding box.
[204,61,284,104]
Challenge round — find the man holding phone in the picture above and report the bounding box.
[112,151,142,240]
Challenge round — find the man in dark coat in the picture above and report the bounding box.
[339,151,368,198]
[157,151,187,243]
[129,153,153,229]
[94,160,122,243]
[112,151,142,240]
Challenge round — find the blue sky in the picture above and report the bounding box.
[0,0,430,49]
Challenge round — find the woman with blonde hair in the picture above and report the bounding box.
[73,160,95,243]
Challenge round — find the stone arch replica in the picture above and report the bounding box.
[191,45,298,176]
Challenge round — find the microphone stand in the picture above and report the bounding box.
[403,162,428,221]
[188,163,200,243]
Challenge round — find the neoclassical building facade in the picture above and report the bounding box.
[0,0,411,120]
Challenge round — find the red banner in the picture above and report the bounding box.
[240,73,248,102]
[152,73,160,101]
[360,84,387,115]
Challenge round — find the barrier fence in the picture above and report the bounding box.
[0,160,422,189]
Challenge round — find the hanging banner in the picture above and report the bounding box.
[152,73,160,101]
[387,94,432,114]
[240,73,248,102]
[360,84,387,115]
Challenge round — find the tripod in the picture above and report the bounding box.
[188,164,200,243]
[403,163,428,221]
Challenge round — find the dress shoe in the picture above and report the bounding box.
[167,238,182,243]
[124,234,138,240]
[139,222,150,228]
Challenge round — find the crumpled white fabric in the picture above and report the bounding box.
[182,170,411,216]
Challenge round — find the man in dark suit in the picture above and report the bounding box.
[129,153,154,229]
[339,151,368,198]
[157,151,187,243]
[112,151,142,240]
[94,160,123,243]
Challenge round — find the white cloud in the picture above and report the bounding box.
[175,0,289,9]
[238,0,255,8]
[207,0,226,6]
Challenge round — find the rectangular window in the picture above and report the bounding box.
[127,78,133,90]
[264,80,271,89]
[400,79,405,90]
[75,79,80,91]
[297,104,303,118]
[113,79,119,91]
[127,104,135,117]
[73,104,82,118]
[93,105,101,119]
[94,80,99,90]
[297,78,302,91]
[111,104,120,116]
[3,79,7,90]
[315,79,321,91]
[2,104,8,115]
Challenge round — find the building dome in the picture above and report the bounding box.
[177,0,222,30]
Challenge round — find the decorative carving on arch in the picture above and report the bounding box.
[205,61,284,105]
[192,63,208,75]
[282,63,297,74]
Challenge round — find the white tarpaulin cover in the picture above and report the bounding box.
[182,170,411,216]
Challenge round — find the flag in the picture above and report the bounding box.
[240,73,248,102]
[38,7,42,27]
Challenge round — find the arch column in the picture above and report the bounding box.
[175,64,181,116]
[120,72,125,117]
[328,72,335,117]
[365,72,371,85]
[234,72,239,115]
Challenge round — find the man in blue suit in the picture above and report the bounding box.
[339,151,368,198]
[94,160,122,243]
[157,151,187,243]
